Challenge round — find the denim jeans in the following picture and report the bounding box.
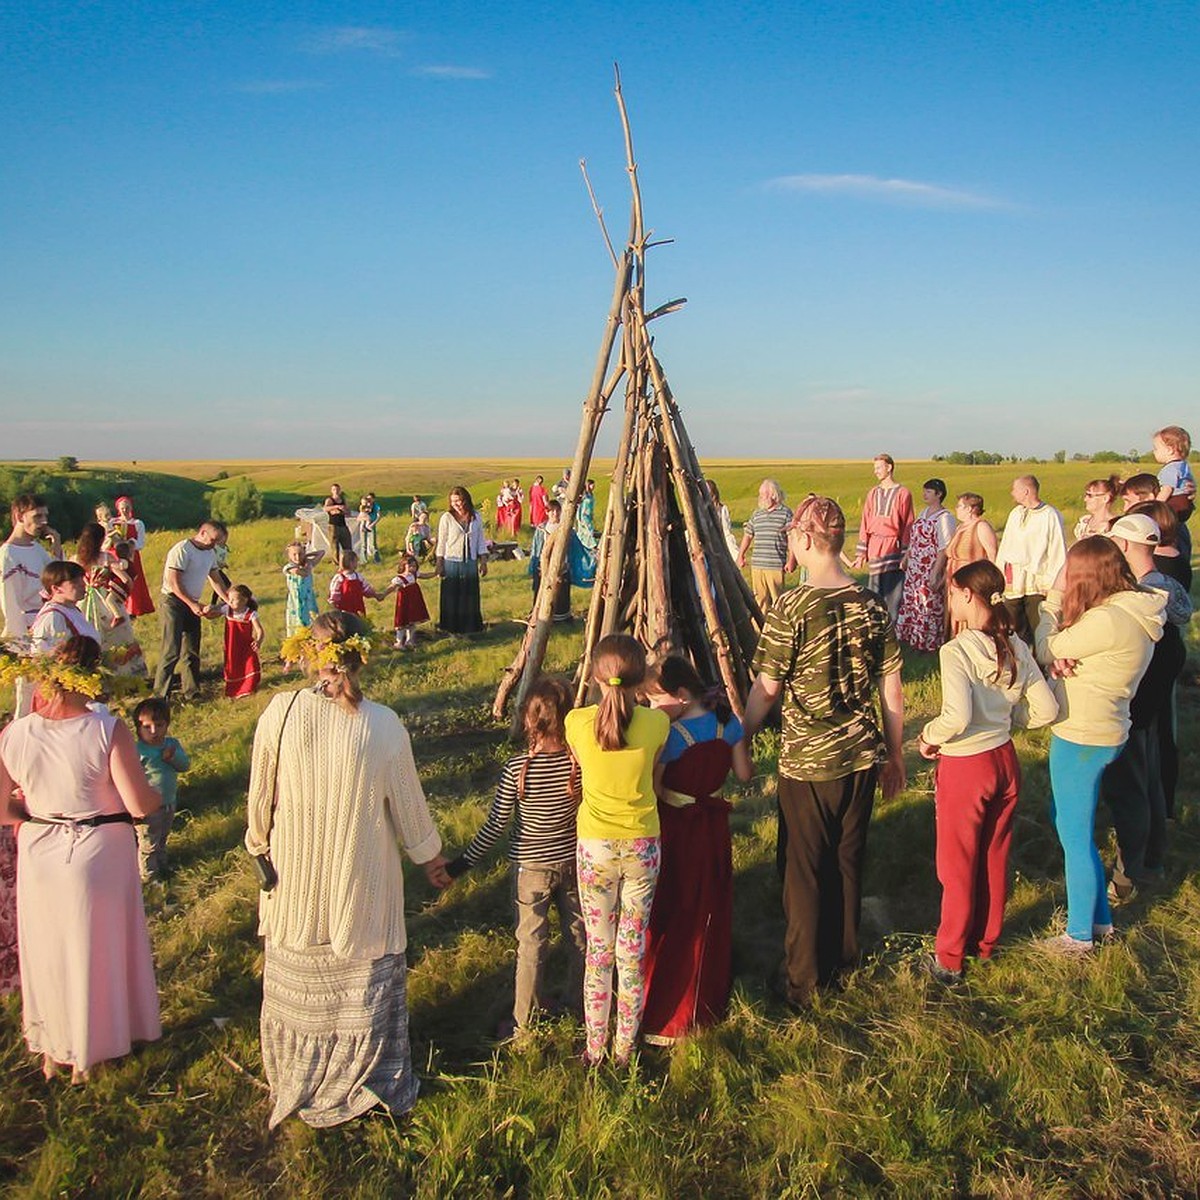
[512,859,586,1029]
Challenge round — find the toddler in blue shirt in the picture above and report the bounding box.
[133,697,191,882]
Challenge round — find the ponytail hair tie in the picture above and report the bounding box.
[607,676,623,687]
[989,591,1004,606]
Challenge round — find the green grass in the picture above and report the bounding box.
[1,470,1199,1198]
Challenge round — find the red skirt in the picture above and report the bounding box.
[332,577,367,615]
[124,550,156,618]
[224,617,260,698]
[641,738,734,1040]
[393,581,430,627]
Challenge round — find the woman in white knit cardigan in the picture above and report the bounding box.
[245,611,450,1129]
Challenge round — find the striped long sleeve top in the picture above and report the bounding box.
[447,749,579,876]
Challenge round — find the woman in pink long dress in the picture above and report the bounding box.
[529,476,548,530]
[0,636,162,1083]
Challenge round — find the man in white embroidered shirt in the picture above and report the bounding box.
[994,475,1067,644]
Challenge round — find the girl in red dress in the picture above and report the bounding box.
[223,584,264,698]
[641,657,752,1044]
[381,554,434,649]
[328,550,379,617]
[110,496,155,618]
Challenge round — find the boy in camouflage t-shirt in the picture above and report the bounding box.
[744,495,905,1008]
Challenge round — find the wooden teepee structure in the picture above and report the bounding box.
[493,67,764,731]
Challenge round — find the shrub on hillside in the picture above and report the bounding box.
[210,477,263,524]
[57,455,79,472]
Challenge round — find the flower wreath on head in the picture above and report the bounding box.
[0,647,142,701]
[280,625,375,673]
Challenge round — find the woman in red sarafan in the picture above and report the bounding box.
[641,657,752,1044]
[110,496,156,618]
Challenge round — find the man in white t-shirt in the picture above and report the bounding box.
[1,493,64,714]
[0,493,63,644]
[153,519,230,701]
[995,475,1067,643]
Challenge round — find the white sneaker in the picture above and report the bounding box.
[1037,933,1093,957]
[1092,923,1115,944]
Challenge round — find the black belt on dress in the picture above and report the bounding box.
[27,812,134,828]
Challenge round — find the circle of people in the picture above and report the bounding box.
[0,422,1192,1124]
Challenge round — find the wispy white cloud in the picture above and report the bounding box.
[301,26,407,58]
[412,64,491,80]
[232,79,326,95]
[767,173,1012,211]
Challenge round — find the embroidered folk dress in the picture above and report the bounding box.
[896,506,955,652]
[110,518,155,618]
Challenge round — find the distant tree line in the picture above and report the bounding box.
[932,449,1181,466]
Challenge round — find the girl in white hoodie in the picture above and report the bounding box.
[1034,537,1165,953]
[918,562,1058,982]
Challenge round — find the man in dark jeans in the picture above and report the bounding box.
[153,519,229,702]
[324,484,352,566]
[742,495,905,1008]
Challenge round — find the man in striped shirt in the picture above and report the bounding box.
[737,479,793,612]
[743,495,906,1010]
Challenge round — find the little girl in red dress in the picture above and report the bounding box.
[223,584,264,698]
[381,554,434,648]
[328,550,379,617]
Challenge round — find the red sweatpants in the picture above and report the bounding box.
[934,741,1021,972]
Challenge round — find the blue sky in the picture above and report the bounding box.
[2,2,1197,461]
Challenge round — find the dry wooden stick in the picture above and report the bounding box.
[631,309,743,715]
[493,254,630,725]
[579,158,619,271]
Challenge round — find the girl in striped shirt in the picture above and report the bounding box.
[446,677,586,1036]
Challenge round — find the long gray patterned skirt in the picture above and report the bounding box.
[260,943,417,1129]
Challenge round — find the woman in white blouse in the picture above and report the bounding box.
[245,611,449,1128]
[435,486,488,634]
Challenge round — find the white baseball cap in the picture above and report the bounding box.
[1107,513,1161,545]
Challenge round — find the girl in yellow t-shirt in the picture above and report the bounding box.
[565,634,669,1066]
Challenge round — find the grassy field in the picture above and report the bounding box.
[1,463,1198,1198]
[80,456,1153,540]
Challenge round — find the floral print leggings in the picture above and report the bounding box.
[576,836,661,1062]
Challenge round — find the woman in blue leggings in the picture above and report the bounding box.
[1034,537,1165,953]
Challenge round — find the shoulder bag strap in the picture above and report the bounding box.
[264,690,303,840]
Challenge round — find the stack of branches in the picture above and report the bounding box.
[493,66,764,733]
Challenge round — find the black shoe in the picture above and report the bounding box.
[920,952,964,986]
